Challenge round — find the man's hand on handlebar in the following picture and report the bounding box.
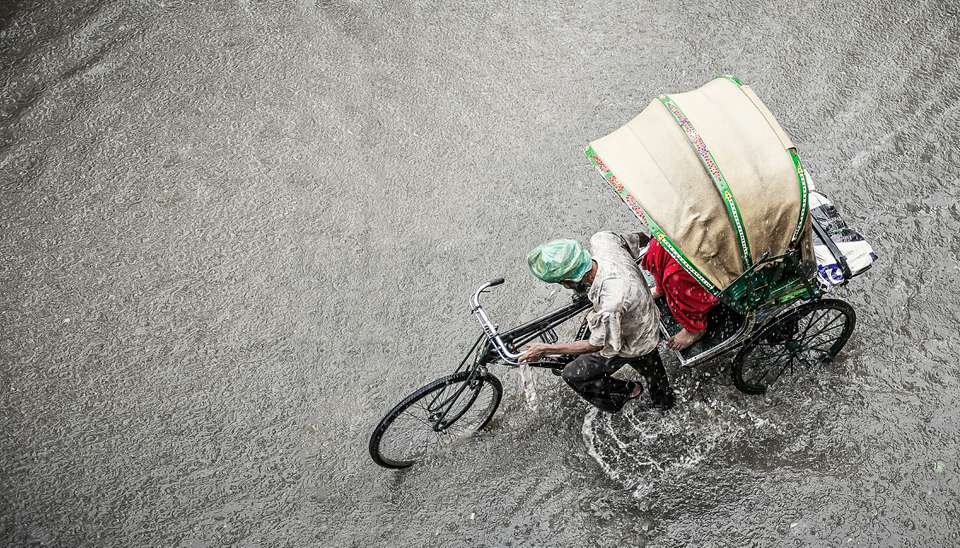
[520,343,551,363]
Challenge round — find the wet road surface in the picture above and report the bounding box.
[2,1,960,545]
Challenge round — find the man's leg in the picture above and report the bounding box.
[629,349,675,409]
[561,353,637,413]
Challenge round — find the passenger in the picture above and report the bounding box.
[519,232,674,413]
[641,238,719,350]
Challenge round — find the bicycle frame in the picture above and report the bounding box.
[469,278,592,368]
[420,285,590,430]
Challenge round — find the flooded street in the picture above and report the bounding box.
[3,1,960,545]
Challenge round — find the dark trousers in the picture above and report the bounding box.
[561,350,673,413]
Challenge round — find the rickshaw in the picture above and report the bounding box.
[368,76,874,470]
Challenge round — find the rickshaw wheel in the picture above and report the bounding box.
[731,299,856,395]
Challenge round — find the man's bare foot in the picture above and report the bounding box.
[667,328,704,350]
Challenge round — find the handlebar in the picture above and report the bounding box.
[470,278,524,364]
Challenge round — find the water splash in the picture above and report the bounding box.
[583,395,787,498]
[518,361,540,410]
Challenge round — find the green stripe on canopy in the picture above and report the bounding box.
[657,94,753,270]
[584,145,721,297]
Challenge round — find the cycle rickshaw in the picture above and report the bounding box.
[369,76,876,469]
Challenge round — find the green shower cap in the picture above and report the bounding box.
[526,239,593,283]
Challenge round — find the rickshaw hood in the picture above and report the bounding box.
[586,76,810,294]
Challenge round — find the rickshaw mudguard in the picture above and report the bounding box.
[586,76,814,314]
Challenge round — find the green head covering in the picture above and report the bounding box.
[526,239,593,283]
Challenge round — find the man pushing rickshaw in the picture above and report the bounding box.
[519,232,674,413]
[368,76,875,469]
[518,227,723,413]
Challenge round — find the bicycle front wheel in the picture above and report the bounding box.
[368,371,503,469]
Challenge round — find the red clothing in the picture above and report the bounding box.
[642,239,718,334]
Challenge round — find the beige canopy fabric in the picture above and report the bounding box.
[587,77,808,292]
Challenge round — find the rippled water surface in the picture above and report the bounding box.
[3,1,959,546]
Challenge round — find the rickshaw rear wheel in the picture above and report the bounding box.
[731,299,856,395]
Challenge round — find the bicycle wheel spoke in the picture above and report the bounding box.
[781,357,794,379]
[796,353,824,368]
[805,331,838,347]
[389,417,435,447]
[802,322,845,346]
[757,352,793,384]
[756,339,790,349]
[767,351,791,376]
[750,352,785,367]
[748,350,789,370]
[800,337,840,357]
[448,389,492,430]
[378,406,447,462]
[404,409,439,429]
[755,348,789,364]
[814,313,844,333]
[744,351,789,383]
[387,431,430,462]
[434,384,469,410]
[805,344,834,354]
[442,421,471,437]
[391,413,429,434]
[797,308,831,341]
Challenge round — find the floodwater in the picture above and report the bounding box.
[2,1,959,546]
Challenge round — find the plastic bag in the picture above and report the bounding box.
[810,191,877,285]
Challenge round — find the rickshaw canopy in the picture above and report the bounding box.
[585,76,810,299]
